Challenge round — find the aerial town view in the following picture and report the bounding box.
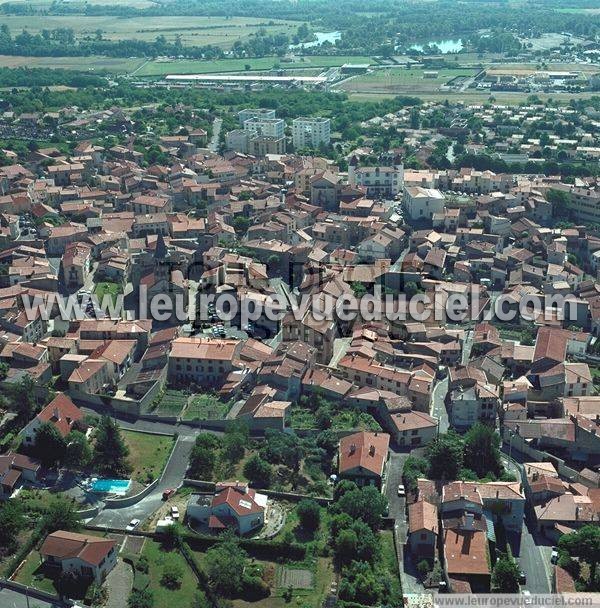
[0,0,599,607]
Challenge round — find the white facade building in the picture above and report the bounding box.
[404,186,446,221]
[292,117,331,149]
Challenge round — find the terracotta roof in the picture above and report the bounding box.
[211,486,263,516]
[392,410,437,432]
[35,393,84,437]
[443,528,490,576]
[338,431,390,478]
[40,531,115,567]
[409,500,439,535]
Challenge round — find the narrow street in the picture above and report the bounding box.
[385,450,429,595]
[501,455,551,593]
[208,117,222,152]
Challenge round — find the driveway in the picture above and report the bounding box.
[104,559,133,608]
[91,435,195,529]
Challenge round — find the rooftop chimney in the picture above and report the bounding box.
[349,444,356,455]
[369,445,375,457]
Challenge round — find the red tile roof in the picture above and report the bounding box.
[338,431,390,478]
[40,531,115,567]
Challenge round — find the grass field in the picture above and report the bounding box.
[122,430,174,485]
[0,15,300,48]
[338,66,479,95]
[140,539,200,606]
[136,54,374,76]
[0,54,145,72]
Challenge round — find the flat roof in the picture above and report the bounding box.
[165,74,327,83]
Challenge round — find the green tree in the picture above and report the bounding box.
[491,555,520,593]
[64,430,92,469]
[42,498,80,534]
[243,454,272,488]
[128,589,154,608]
[335,529,358,564]
[93,415,131,476]
[205,536,247,596]
[33,422,67,465]
[189,438,217,480]
[161,557,184,589]
[335,486,388,530]
[463,423,502,478]
[296,499,321,531]
[0,500,25,551]
[426,431,464,480]
[559,525,600,589]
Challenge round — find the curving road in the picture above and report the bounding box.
[90,435,195,529]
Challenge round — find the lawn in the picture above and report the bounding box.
[153,388,188,417]
[94,281,123,306]
[14,550,58,596]
[183,393,231,420]
[139,539,200,606]
[122,430,174,485]
[379,529,402,598]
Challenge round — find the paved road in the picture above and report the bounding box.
[501,456,551,593]
[91,436,195,528]
[385,450,429,595]
[431,377,449,433]
[208,117,222,153]
[0,587,62,608]
[461,329,473,365]
[385,451,408,520]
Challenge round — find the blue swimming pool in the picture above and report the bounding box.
[90,478,131,495]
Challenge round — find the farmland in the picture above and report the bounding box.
[0,15,301,48]
[0,54,145,72]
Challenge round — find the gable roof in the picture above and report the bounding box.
[40,531,115,567]
[34,393,84,437]
[338,431,390,478]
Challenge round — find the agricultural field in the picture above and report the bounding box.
[136,54,374,76]
[0,15,301,48]
[337,66,480,95]
[0,54,145,73]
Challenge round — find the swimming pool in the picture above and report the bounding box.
[90,478,131,495]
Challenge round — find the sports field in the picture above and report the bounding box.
[337,67,480,95]
[135,54,374,76]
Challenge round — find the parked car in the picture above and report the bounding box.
[171,506,180,520]
[519,570,526,585]
[162,488,175,501]
[126,518,140,531]
[397,484,406,497]
[551,547,559,564]
[522,591,532,605]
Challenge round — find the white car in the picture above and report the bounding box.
[126,518,140,531]
[522,591,532,605]
[170,506,180,520]
[397,484,406,497]
[551,547,559,564]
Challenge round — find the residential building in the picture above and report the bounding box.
[404,187,446,221]
[338,431,390,488]
[292,117,331,149]
[39,531,117,584]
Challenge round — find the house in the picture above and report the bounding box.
[68,358,111,394]
[391,410,438,448]
[404,187,445,221]
[39,531,117,584]
[448,381,499,430]
[408,500,438,559]
[338,431,390,488]
[443,527,491,593]
[21,393,85,447]
[186,482,267,535]
[0,452,41,499]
